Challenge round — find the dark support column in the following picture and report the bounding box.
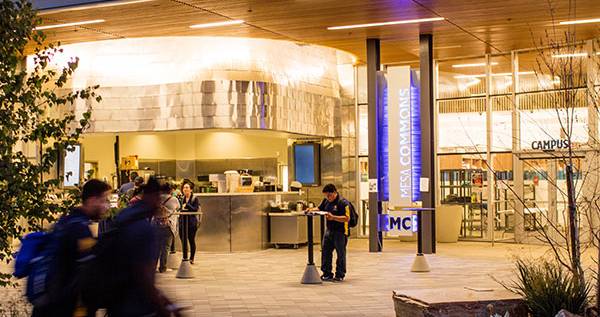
[419,34,436,254]
[367,38,382,252]
[114,135,120,186]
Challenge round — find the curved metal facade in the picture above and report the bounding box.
[85,79,341,137]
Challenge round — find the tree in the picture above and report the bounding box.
[0,0,100,286]
[488,1,600,313]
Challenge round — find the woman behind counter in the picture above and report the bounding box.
[179,180,200,264]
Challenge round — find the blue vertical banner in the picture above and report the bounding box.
[410,70,422,202]
[376,71,389,202]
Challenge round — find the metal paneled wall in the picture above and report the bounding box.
[82,80,340,137]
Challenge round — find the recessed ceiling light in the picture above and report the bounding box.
[34,19,105,30]
[452,62,498,68]
[551,52,588,58]
[190,20,245,29]
[327,17,445,30]
[559,18,600,25]
[454,71,535,79]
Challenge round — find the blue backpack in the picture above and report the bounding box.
[13,218,74,306]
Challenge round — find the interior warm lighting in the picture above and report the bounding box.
[551,52,588,58]
[458,79,481,91]
[559,18,600,25]
[327,17,445,30]
[34,19,105,30]
[452,62,498,68]
[190,20,245,29]
[454,71,535,79]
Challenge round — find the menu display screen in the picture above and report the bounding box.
[293,143,320,186]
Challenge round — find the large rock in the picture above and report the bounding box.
[555,309,582,317]
[393,288,528,317]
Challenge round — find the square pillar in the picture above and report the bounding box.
[367,38,382,252]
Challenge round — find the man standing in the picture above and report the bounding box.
[313,184,350,282]
[32,179,111,317]
[118,171,138,195]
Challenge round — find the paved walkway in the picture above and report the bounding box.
[156,240,547,317]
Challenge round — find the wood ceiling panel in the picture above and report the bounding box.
[32,0,600,64]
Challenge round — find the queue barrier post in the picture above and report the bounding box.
[401,207,435,273]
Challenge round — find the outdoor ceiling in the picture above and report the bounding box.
[36,0,600,64]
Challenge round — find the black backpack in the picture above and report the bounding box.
[342,198,359,228]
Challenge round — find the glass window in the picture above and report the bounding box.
[437,58,487,99]
[438,99,487,153]
[519,104,588,149]
[490,54,513,95]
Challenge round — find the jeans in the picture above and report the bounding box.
[179,216,198,261]
[321,230,348,278]
[155,225,172,272]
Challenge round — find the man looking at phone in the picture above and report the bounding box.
[310,184,350,282]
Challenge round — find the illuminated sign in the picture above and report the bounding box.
[387,66,421,207]
[531,139,570,151]
[378,210,418,237]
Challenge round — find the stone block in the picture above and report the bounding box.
[393,289,527,317]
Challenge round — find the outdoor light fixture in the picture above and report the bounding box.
[190,20,245,29]
[452,62,498,68]
[327,17,445,30]
[559,18,600,25]
[34,19,105,30]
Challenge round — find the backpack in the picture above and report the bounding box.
[13,217,79,307]
[343,199,359,228]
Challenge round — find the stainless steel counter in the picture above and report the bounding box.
[194,192,301,252]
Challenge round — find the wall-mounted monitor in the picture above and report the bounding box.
[293,143,320,186]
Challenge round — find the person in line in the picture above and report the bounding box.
[32,179,112,317]
[169,183,179,254]
[118,171,138,195]
[108,177,180,317]
[127,176,144,205]
[311,184,350,282]
[179,180,200,264]
[153,183,180,273]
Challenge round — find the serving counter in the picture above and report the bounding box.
[194,192,301,252]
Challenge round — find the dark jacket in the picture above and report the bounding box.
[318,196,351,236]
[33,209,94,317]
[179,195,200,225]
[108,200,169,317]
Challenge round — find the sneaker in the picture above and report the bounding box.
[320,275,334,282]
[333,276,344,282]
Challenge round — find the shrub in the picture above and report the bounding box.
[502,258,590,317]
